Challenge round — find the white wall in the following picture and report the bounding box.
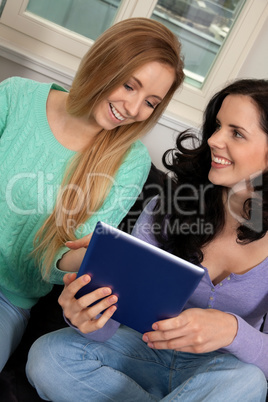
[0,56,46,82]
[238,19,268,79]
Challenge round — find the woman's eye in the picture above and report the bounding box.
[124,83,133,91]
[234,130,243,139]
[146,100,155,109]
[215,122,221,131]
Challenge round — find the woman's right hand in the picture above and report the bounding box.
[58,273,118,334]
[65,233,93,249]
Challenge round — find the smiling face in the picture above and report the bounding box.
[89,61,175,133]
[207,94,268,189]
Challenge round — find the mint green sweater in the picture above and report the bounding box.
[0,77,151,309]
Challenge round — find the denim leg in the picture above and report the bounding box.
[27,326,267,402]
[0,291,30,371]
[26,325,174,402]
[161,351,267,402]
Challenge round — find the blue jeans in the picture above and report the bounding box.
[0,291,30,371]
[26,325,267,402]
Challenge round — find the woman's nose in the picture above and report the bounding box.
[208,129,226,149]
[125,96,142,118]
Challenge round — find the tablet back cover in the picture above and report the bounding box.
[76,221,204,333]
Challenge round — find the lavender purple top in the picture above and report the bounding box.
[73,198,268,379]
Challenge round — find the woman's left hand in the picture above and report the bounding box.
[142,308,238,353]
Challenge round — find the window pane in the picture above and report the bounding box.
[151,0,246,88]
[26,0,122,41]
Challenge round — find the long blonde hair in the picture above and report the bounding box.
[34,17,185,277]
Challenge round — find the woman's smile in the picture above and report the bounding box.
[211,154,232,168]
[109,103,125,122]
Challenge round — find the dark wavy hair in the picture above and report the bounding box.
[155,79,268,264]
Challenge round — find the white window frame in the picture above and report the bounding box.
[0,0,267,126]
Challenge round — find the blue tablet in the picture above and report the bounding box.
[76,221,205,333]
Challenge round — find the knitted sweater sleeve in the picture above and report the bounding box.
[0,78,11,137]
[49,141,151,283]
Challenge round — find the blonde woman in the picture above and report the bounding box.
[0,17,184,371]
